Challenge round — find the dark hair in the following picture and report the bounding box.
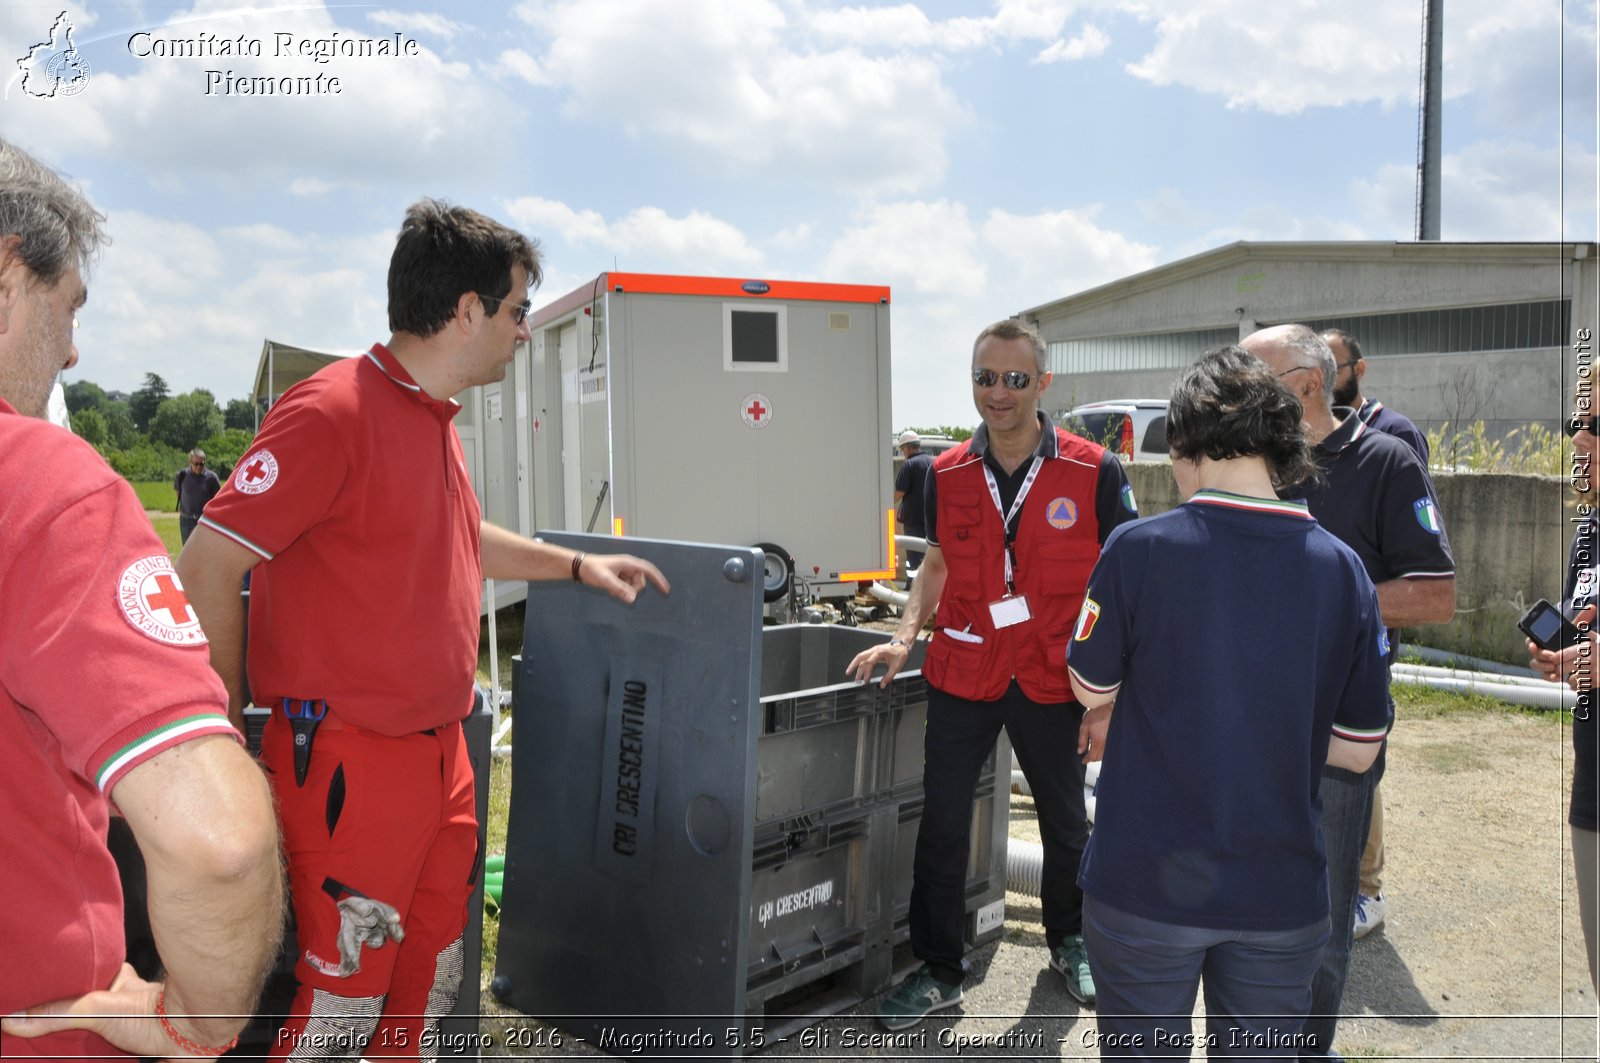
[972,318,1048,375]
[1320,327,1363,363]
[1167,345,1319,489]
[386,198,542,337]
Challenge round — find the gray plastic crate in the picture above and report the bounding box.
[492,535,1005,1058]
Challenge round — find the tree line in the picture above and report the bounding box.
[66,372,257,481]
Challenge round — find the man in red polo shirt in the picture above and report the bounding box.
[0,136,283,1062]
[177,199,669,1062]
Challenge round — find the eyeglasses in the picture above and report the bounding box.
[973,368,1034,390]
[477,292,531,325]
[1568,415,1598,437]
[1277,365,1317,379]
[1334,358,1359,371]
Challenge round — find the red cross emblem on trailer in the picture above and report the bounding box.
[741,393,773,430]
[117,556,208,646]
[234,449,279,494]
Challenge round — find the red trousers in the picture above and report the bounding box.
[262,712,478,1062]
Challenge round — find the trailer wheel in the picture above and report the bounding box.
[754,542,793,603]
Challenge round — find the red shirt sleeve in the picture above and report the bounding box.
[199,381,351,560]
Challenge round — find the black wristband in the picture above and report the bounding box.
[571,552,586,582]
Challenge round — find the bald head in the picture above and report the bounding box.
[1240,324,1335,413]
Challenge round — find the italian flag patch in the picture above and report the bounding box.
[1073,597,1102,642]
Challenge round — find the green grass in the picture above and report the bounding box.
[131,479,174,511]
[476,603,525,691]
[1392,679,1571,726]
[149,512,183,560]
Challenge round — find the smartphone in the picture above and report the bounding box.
[1519,598,1585,651]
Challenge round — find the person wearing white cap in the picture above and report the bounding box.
[894,430,931,574]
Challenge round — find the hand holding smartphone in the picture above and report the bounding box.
[1519,598,1585,652]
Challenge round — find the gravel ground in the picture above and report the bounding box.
[482,705,1598,1061]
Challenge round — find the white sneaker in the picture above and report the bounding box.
[1353,891,1385,939]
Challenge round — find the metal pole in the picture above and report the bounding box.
[1416,0,1443,240]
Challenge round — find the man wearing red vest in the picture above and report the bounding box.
[848,319,1137,1030]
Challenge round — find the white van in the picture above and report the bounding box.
[1061,400,1170,462]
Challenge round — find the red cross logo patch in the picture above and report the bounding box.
[117,556,207,647]
[741,393,773,430]
[234,449,279,494]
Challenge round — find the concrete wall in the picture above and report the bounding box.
[1124,463,1572,664]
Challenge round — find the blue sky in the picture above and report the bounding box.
[4,0,1595,426]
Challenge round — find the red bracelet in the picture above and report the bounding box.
[571,552,586,582]
[155,989,239,1057]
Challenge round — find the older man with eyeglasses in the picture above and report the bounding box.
[847,318,1138,1030]
[1242,323,1455,1063]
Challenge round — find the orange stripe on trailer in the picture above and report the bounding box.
[838,509,898,581]
[604,273,891,305]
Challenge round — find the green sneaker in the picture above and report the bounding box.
[877,965,964,1031]
[1050,935,1096,1006]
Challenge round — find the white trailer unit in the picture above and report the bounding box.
[458,272,897,610]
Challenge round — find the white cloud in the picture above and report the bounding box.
[817,199,1159,425]
[514,0,970,195]
[1353,139,1600,241]
[493,48,549,86]
[820,200,986,296]
[804,1,1080,51]
[1115,0,1590,127]
[501,197,762,271]
[366,11,470,42]
[289,177,336,197]
[72,210,389,399]
[1034,25,1109,64]
[983,206,1158,298]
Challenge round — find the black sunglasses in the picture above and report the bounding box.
[1568,415,1598,437]
[973,368,1034,390]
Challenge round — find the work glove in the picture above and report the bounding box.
[335,896,405,977]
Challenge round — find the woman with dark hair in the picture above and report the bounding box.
[1066,346,1391,1059]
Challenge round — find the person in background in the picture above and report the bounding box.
[174,447,222,543]
[847,318,1137,1029]
[0,136,284,1062]
[894,428,933,575]
[1322,327,1429,462]
[177,198,669,1063]
[1528,395,1599,994]
[1068,345,1389,1059]
[1241,324,1455,1063]
[1322,327,1429,939]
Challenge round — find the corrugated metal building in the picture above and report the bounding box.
[1018,241,1598,437]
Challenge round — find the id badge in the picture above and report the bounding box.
[988,594,1032,629]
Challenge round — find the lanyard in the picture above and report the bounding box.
[982,456,1043,595]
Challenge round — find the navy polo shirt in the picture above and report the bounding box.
[1068,491,1391,930]
[1357,397,1430,464]
[895,450,933,534]
[924,416,1137,548]
[1288,411,1454,662]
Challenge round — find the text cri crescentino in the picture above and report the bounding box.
[613,680,648,856]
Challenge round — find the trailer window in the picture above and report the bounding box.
[724,304,787,372]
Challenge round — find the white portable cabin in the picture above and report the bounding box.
[457,273,898,610]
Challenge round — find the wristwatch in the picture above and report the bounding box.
[887,638,910,649]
